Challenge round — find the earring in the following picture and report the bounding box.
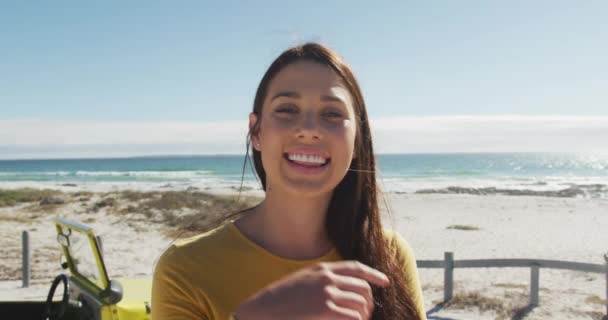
[255,143,260,148]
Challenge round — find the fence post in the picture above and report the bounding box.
[444,252,454,302]
[22,231,30,288]
[530,265,539,306]
[604,253,607,317]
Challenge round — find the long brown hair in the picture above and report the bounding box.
[247,43,422,320]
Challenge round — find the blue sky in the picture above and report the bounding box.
[1,1,607,158]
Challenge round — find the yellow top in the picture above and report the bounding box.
[151,221,426,320]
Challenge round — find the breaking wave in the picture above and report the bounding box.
[414,184,607,198]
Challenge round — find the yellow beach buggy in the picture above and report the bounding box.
[43,217,152,320]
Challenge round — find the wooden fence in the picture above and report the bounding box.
[418,252,608,316]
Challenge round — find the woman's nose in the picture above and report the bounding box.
[296,111,322,140]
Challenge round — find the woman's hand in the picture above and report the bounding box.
[234,261,390,320]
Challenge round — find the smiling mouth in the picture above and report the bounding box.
[283,153,331,167]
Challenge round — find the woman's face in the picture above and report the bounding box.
[250,60,357,197]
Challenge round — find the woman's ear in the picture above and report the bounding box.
[249,112,261,151]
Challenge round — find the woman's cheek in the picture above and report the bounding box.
[323,119,356,141]
[321,119,348,132]
[342,119,352,128]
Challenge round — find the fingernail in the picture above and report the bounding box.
[380,272,389,282]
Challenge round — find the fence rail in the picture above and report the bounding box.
[417,252,608,316]
[419,257,605,273]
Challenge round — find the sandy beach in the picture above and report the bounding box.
[0,188,606,319]
[388,193,607,319]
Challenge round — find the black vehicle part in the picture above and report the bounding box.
[44,274,70,320]
[99,279,123,305]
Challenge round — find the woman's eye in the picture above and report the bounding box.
[323,111,344,119]
[275,106,298,114]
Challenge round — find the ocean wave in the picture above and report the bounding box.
[380,175,608,198]
[0,171,72,176]
[419,169,484,176]
[0,170,214,179]
[73,170,212,178]
[414,184,607,198]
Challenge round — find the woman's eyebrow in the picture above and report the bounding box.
[320,95,345,104]
[270,91,300,101]
[270,91,346,104]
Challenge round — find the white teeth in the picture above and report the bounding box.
[287,153,327,164]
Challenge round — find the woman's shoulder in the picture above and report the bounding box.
[381,228,416,263]
[381,227,410,247]
[156,222,237,267]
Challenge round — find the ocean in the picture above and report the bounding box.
[0,153,607,198]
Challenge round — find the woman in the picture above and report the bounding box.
[152,43,426,320]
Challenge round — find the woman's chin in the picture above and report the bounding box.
[285,180,334,197]
[269,175,336,199]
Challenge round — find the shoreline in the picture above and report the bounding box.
[1,180,606,199]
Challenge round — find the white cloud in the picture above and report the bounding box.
[0,115,606,159]
[370,115,608,154]
[0,119,248,146]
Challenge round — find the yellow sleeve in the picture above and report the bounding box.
[151,246,208,320]
[390,231,427,320]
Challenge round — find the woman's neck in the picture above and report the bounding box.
[235,186,334,260]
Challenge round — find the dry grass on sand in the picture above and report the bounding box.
[0,188,262,282]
